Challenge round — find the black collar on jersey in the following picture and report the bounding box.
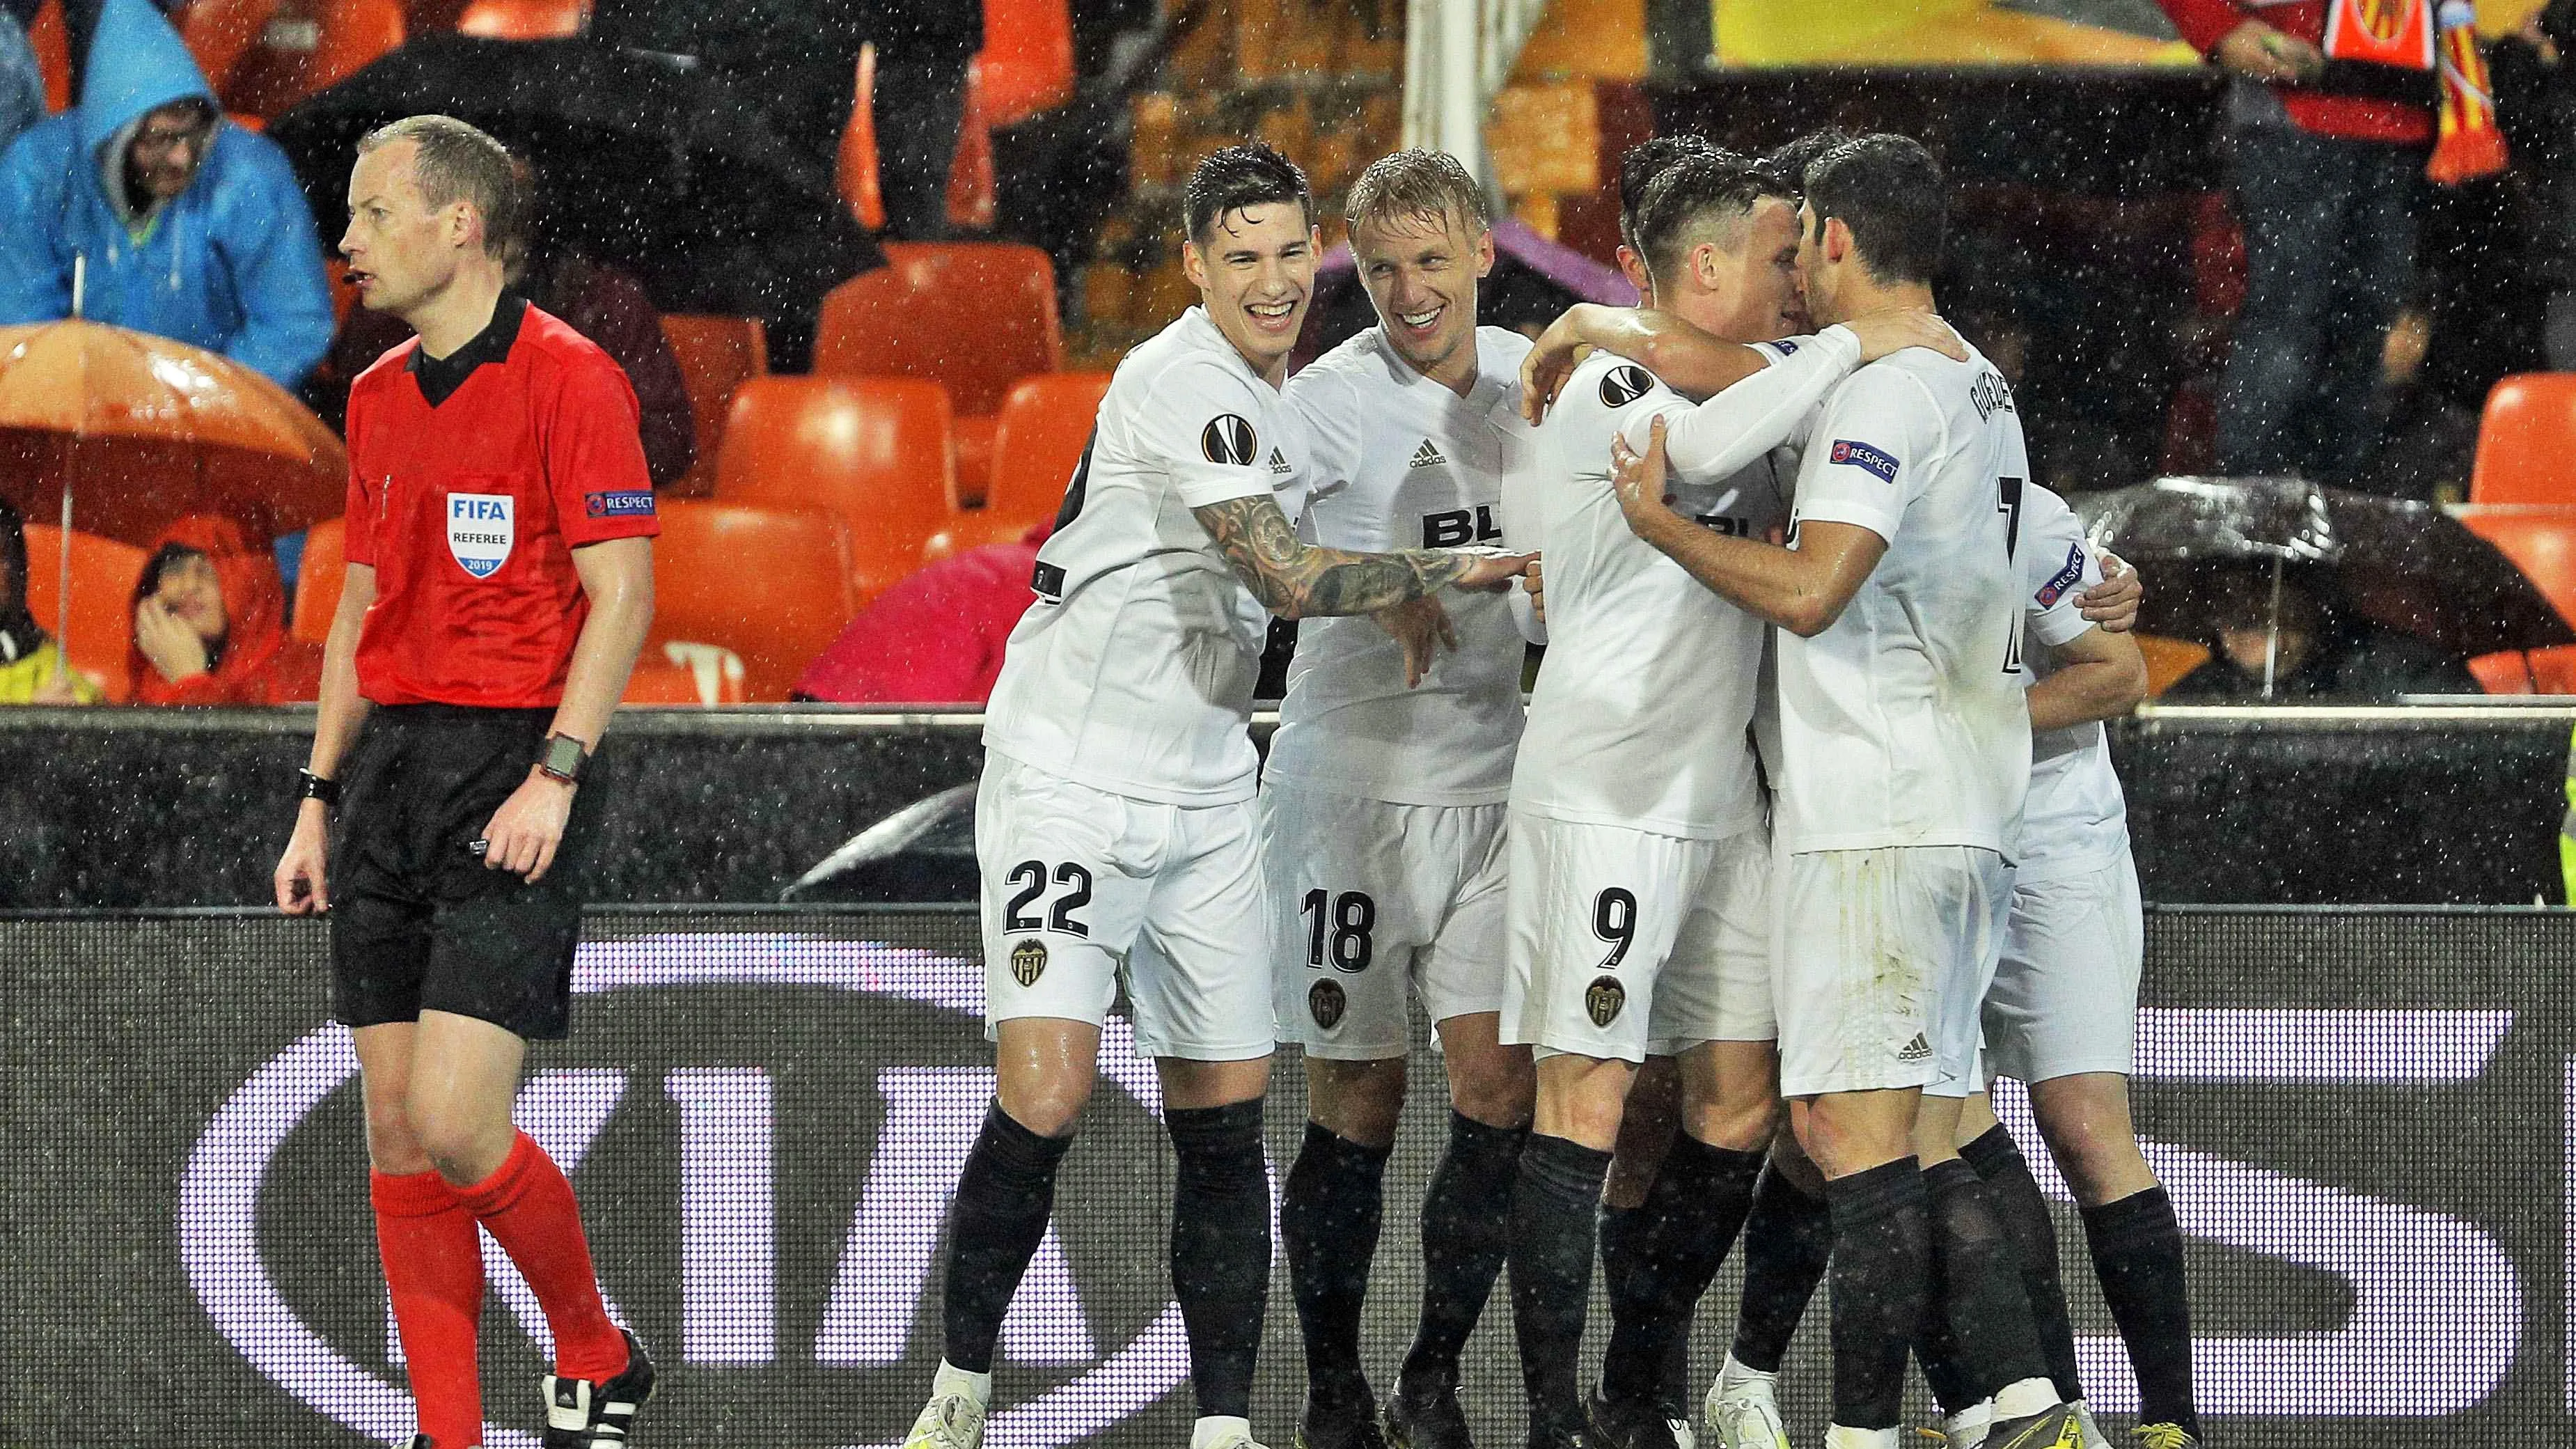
[408,295,528,408]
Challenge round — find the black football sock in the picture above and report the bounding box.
[1823,1157,1929,1432]
[1596,1200,1656,1396]
[1601,1135,1764,1408]
[2082,1186,2200,1436]
[1729,1157,1834,1374]
[1282,1120,1390,1409]
[1923,1158,2052,1407]
[1961,1125,2082,1404]
[1167,1100,1271,1419]
[1402,1111,1527,1391]
[941,1103,1076,1372]
[1507,1132,1614,1435]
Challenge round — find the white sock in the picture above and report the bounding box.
[1993,1376,2061,1420]
[931,1359,992,1407]
[1822,1426,1899,1449]
[1191,1415,1255,1449]
[1945,1399,1994,1434]
[1716,1352,1776,1392]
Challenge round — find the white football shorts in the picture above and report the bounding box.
[976,751,1275,1060]
[1773,845,2011,1099]
[1502,812,1774,1063]
[1982,849,2144,1085]
[1261,783,1511,1060]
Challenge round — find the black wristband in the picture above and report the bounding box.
[297,769,340,806]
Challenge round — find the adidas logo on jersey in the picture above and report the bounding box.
[1408,439,1447,469]
[1897,1032,1932,1062]
[1267,448,1293,476]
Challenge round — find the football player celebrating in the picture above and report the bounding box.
[900,141,1527,1449]
[1263,149,1544,1449]
[1603,134,2080,1449]
[1500,145,1961,1449]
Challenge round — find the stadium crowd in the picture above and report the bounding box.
[0,0,2559,714]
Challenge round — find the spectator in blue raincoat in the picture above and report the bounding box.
[0,0,331,389]
[0,9,40,162]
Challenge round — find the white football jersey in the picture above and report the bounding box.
[983,307,1309,805]
[1771,341,2034,856]
[2016,484,2131,883]
[1507,329,1864,840]
[1263,326,1535,806]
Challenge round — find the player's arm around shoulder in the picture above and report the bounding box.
[2029,622,2147,731]
[1190,492,1528,619]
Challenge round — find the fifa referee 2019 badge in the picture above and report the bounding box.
[446,492,515,578]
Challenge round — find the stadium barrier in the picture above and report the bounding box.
[2,903,2566,1446]
[2,703,2569,907]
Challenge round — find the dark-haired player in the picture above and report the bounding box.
[900,141,1530,1449]
[1603,133,2080,1449]
[1498,146,1962,1449]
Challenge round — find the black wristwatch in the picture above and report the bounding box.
[297,768,340,806]
[537,733,589,784]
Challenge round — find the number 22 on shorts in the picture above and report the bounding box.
[1003,860,1094,936]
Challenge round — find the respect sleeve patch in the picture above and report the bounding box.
[2033,542,2086,607]
[1828,439,1899,483]
[585,489,657,519]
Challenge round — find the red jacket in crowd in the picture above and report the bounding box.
[2158,0,2434,144]
[127,515,324,705]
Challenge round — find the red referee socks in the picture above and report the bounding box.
[372,1168,486,1449]
[453,1131,631,1383]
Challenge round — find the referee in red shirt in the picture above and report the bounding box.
[274,116,659,1449]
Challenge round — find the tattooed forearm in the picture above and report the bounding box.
[1192,494,1472,619]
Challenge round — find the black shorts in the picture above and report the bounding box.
[328,705,607,1040]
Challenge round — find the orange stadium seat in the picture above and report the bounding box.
[836,43,887,231]
[925,371,1106,560]
[455,0,586,39]
[2133,632,2210,699]
[714,375,957,607]
[815,242,1060,503]
[207,0,404,117]
[945,61,996,231]
[657,314,769,499]
[291,515,346,643]
[2459,508,2576,625]
[977,0,1074,128]
[2472,375,2576,506]
[22,526,147,703]
[2470,645,2576,695]
[30,1,70,111]
[650,501,858,702]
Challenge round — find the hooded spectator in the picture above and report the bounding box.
[125,514,322,705]
[0,0,333,389]
[793,520,1049,704]
[0,497,102,705]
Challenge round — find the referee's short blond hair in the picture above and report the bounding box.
[1346,150,1487,238]
[357,114,527,260]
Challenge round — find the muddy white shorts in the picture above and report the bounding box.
[1773,845,2011,1099]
